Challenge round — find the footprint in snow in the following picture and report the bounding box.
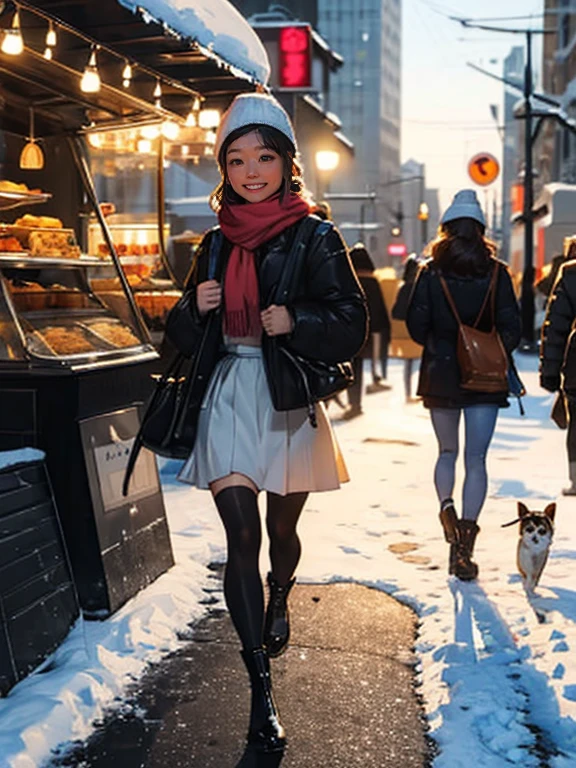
[388,541,431,566]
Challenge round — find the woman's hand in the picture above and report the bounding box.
[197,280,222,315]
[261,304,294,336]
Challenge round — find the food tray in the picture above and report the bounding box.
[0,191,52,212]
[81,319,142,349]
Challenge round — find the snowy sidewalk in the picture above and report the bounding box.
[46,580,430,767]
[1,355,576,768]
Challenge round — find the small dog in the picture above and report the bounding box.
[513,502,556,592]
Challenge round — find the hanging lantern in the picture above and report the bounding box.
[45,22,56,48]
[19,108,44,170]
[1,9,24,56]
[80,48,101,93]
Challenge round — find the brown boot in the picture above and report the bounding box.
[453,520,480,581]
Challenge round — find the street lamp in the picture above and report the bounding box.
[315,149,340,201]
[418,202,429,252]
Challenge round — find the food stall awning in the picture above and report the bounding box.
[0,0,270,137]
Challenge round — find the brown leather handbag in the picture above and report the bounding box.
[439,265,508,393]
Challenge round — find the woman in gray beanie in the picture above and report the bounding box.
[170,92,367,754]
[406,190,521,580]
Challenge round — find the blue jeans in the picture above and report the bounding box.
[430,405,499,521]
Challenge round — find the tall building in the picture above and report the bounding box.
[317,0,401,263]
[501,46,524,263]
[401,159,439,257]
[231,0,402,264]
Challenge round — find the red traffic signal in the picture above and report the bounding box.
[279,27,311,89]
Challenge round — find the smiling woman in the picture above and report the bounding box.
[162,92,368,757]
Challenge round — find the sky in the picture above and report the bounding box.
[1,356,576,766]
[402,0,544,215]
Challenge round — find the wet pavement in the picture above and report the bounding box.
[46,571,433,768]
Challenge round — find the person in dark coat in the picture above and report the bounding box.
[406,189,521,580]
[170,93,367,755]
[345,243,391,418]
[391,254,422,401]
[540,259,576,495]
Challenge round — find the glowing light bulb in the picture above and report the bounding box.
[137,138,152,154]
[161,121,180,141]
[80,49,101,93]
[1,11,24,56]
[122,62,132,88]
[43,46,52,60]
[185,110,196,127]
[140,125,160,140]
[87,132,103,149]
[198,109,220,129]
[46,23,57,48]
[153,80,162,99]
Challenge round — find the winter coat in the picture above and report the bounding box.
[540,260,576,395]
[356,272,390,336]
[167,214,368,409]
[406,258,521,408]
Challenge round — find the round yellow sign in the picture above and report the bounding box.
[468,153,500,186]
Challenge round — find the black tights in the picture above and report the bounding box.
[214,486,307,651]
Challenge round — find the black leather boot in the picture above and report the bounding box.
[240,647,286,754]
[264,572,295,658]
[439,500,459,575]
[439,499,458,543]
[453,519,480,581]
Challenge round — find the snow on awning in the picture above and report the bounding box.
[117,0,271,85]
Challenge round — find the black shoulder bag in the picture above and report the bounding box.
[264,217,354,427]
[123,231,223,495]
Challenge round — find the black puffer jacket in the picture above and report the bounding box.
[540,260,576,395]
[406,259,521,408]
[168,214,368,408]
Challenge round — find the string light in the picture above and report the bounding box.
[198,109,220,129]
[1,9,24,56]
[45,21,56,48]
[0,5,205,125]
[122,61,132,88]
[161,120,180,141]
[153,79,162,108]
[80,47,101,93]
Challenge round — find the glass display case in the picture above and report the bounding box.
[0,194,155,369]
[85,126,188,344]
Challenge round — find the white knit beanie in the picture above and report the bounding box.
[440,189,485,227]
[214,93,297,159]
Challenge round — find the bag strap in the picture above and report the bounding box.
[439,262,500,330]
[274,216,327,304]
[123,230,224,497]
[122,351,185,497]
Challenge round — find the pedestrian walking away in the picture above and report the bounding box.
[539,253,576,495]
[345,242,392,419]
[406,189,521,581]
[166,93,367,756]
[391,254,422,403]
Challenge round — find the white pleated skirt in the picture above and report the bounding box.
[177,344,349,495]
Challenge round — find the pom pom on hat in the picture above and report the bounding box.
[214,93,297,159]
[440,189,485,227]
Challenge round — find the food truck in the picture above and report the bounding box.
[0,0,268,622]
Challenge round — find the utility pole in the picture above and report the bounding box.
[522,30,535,349]
[453,17,554,350]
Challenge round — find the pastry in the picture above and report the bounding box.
[14,214,63,229]
[28,229,80,258]
[0,236,23,252]
[0,180,29,193]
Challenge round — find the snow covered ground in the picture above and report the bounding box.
[1,354,576,767]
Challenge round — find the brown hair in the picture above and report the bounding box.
[209,124,308,212]
[429,217,496,277]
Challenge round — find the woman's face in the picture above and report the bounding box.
[225,129,284,203]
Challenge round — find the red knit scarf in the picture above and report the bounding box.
[218,194,310,337]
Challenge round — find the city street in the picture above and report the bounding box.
[1,356,575,767]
